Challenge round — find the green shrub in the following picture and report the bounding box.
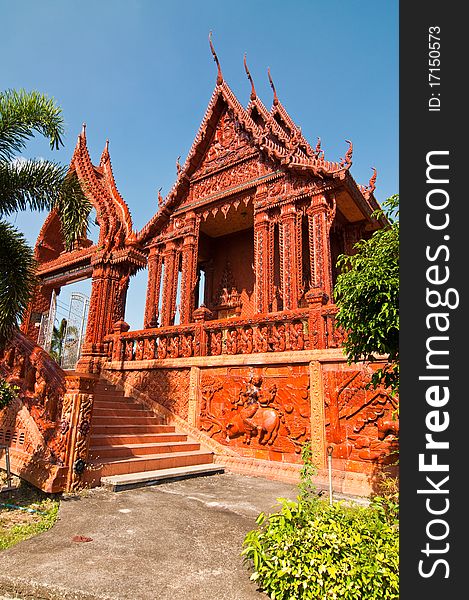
[242,497,398,600]
[242,443,399,599]
[0,378,18,410]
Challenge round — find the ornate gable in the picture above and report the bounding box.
[190,107,255,181]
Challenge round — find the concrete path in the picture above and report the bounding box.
[0,473,299,600]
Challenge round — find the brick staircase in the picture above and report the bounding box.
[87,379,223,491]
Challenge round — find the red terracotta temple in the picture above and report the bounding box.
[0,49,398,496]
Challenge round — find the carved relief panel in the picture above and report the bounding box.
[198,365,310,462]
[322,363,398,464]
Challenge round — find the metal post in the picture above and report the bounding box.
[1,444,15,491]
[327,445,334,505]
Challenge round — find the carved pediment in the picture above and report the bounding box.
[191,109,255,181]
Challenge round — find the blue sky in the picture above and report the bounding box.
[2,0,398,331]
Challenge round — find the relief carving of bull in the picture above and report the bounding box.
[225,406,280,445]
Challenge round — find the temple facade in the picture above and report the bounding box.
[0,56,398,496]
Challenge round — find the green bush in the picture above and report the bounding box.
[0,377,18,410]
[242,496,398,600]
[242,444,399,599]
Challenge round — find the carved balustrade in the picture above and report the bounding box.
[322,305,347,349]
[106,303,347,363]
[0,331,98,492]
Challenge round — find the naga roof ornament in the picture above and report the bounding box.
[244,54,257,101]
[209,31,223,86]
[267,67,279,106]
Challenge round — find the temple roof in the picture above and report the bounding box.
[69,126,137,249]
[137,59,380,244]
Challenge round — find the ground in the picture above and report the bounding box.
[0,470,59,551]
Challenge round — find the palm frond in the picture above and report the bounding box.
[0,220,36,349]
[0,158,67,214]
[0,89,64,161]
[0,160,91,250]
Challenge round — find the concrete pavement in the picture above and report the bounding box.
[0,473,300,600]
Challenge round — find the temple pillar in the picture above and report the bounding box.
[144,245,163,328]
[160,241,178,326]
[254,210,272,314]
[179,212,198,324]
[308,195,334,301]
[279,202,300,310]
[76,249,145,373]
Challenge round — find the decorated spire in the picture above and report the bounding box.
[340,139,353,167]
[243,54,256,101]
[315,137,322,156]
[99,138,110,166]
[209,31,223,85]
[267,67,279,106]
[368,167,377,193]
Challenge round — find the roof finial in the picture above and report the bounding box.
[368,167,377,193]
[209,31,223,85]
[81,122,87,136]
[105,138,109,150]
[340,139,353,167]
[176,155,182,175]
[158,187,164,207]
[244,53,256,101]
[315,137,322,157]
[267,67,279,106]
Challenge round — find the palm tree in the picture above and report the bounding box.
[0,89,91,349]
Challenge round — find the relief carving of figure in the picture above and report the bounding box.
[254,325,269,353]
[168,335,180,359]
[240,327,253,354]
[181,334,193,358]
[290,322,305,351]
[272,323,286,352]
[225,375,281,445]
[226,329,238,355]
[157,337,167,360]
[210,331,222,356]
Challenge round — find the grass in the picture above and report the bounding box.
[0,470,60,551]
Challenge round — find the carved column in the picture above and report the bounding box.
[160,242,178,326]
[309,361,327,469]
[77,249,144,373]
[63,373,98,492]
[144,245,163,328]
[179,212,198,324]
[308,194,335,301]
[279,202,300,310]
[79,258,123,371]
[254,210,272,314]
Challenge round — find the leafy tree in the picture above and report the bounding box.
[0,89,91,349]
[334,194,399,394]
[50,318,68,364]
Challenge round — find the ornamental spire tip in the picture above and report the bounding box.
[209,31,223,85]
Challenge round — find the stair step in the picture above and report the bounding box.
[90,432,187,445]
[92,416,162,425]
[90,450,214,477]
[93,407,156,418]
[91,424,175,435]
[101,463,225,492]
[89,441,201,459]
[93,400,146,409]
[94,389,125,397]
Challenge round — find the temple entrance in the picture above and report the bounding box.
[197,196,255,320]
[39,280,91,370]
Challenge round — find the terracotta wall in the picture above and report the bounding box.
[103,350,398,494]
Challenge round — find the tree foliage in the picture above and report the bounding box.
[334,194,399,394]
[0,89,91,349]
